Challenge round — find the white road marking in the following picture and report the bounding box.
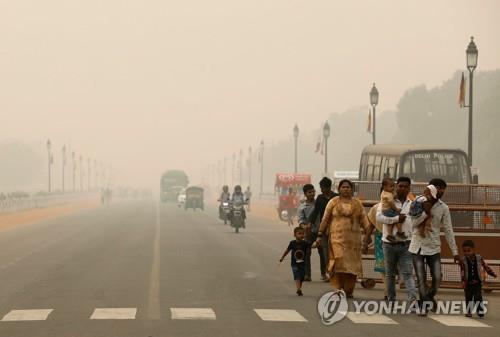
[254,309,307,322]
[1,309,53,321]
[346,312,398,324]
[429,315,491,327]
[170,308,216,320]
[90,308,137,320]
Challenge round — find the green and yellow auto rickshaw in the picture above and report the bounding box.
[184,186,204,211]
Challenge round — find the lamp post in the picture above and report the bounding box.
[72,151,76,192]
[293,124,299,173]
[370,83,379,145]
[259,140,264,197]
[79,155,83,192]
[323,122,330,175]
[248,146,252,188]
[239,149,244,184]
[62,145,67,193]
[232,153,236,186]
[46,139,52,193]
[223,157,227,185]
[94,160,98,189]
[466,36,478,167]
[87,158,91,191]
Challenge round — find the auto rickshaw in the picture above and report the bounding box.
[184,186,204,211]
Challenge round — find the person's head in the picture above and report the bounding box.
[302,184,316,201]
[319,177,333,194]
[423,185,438,200]
[429,178,447,199]
[396,176,411,198]
[382,177,395,193]
[288,187,294,194]
[223,185,229,193]
[294,226,305,240]
[462,240,475,257]
[338,179,354,198]
[234,185,242,193]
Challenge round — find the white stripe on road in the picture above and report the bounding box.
[170,308,216,320]
[254,309,307,322]
[346,312,398,324]
[1,309,53,321]
[429,315,491,327]
[90,308,137,320]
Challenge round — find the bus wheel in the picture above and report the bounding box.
[361,278,376,289]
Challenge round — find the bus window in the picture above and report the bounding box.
[387,156,396,179]
[359,154,368,180]
[372,155,382,181]
[403,152,470,183]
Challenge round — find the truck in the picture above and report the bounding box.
[160,170,189,202]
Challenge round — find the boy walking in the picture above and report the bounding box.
[459,240,497,317]
[279,227,314,296]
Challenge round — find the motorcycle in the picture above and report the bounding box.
[220,202,231,225]
[230,202,246,233]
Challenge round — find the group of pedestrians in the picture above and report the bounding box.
[279,176,496,317]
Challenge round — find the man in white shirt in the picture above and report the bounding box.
[409,178,459,315]
[375,176,417,302]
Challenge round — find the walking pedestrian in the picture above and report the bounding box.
[371,177,418,303]
[315,179,369,298]
[297,183,316,281]
[308,177,337,281]
[410,178,459,315]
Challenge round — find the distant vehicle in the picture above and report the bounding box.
[177,188,186,207]
[358,144,472,184]
[274,173,311,222]
[160,170,189,202]
[184,186,204,211]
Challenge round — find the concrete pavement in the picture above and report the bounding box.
[0,199,498,337]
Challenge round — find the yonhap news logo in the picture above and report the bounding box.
[317,290,348,325]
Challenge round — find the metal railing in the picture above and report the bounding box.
[0,193,95,213]
[355,181,500,206]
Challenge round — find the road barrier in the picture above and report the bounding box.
[0,193,97,214]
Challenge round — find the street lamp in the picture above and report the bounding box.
[79,155,83,192]
[323,122,330,175]
[46,139,52,193]
[293,124,299,173]
[370,83,379,145]
[248,146,252,188]
[62,145,67,193]
[239,149,243,184]
[87,158,91,191]
[465,36,478,167]
[259,140,264,197]
[72,151,76,192]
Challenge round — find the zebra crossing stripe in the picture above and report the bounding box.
[170,308,216,320]
[346,312,398,324]
[90,308,137,320]
[1,309,53,321]
[429,315,491,327]
[254,309,307,322]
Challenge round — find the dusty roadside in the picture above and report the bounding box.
[0,200,100,231]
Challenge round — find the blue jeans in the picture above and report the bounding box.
[383,241,417,301]
[412,252,441,308]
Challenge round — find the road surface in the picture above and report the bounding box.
[0,199,498,337]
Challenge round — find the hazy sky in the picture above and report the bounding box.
[1,0,500,186]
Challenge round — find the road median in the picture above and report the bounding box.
[0,198,100,231]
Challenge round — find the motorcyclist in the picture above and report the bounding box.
[231,185,248,226]
[218,185,231,218]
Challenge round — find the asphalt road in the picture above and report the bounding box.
[0,199,499,337]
